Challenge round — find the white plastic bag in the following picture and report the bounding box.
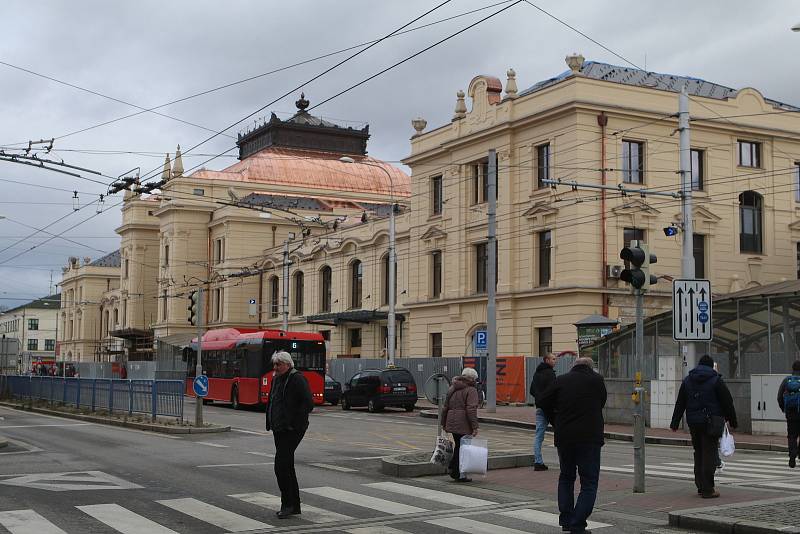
[719,423,735,457]
[430,436,454,466]
[459,436,488,475]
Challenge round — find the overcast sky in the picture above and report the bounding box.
[0,0,797,305]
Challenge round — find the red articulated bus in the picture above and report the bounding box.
[185,328,326,409]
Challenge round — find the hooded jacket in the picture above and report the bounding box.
[530,361,556,402]
[670,364,737,429]
[442,376,479,436]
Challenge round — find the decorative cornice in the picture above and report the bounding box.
[421,226,447,241]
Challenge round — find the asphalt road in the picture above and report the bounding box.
[0,400,792,533]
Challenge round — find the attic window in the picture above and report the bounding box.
[193,188,205,196]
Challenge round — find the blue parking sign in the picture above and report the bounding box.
[475,330,487,351]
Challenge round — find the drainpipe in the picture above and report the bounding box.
[598,112,609,317]
[206,214,213,323]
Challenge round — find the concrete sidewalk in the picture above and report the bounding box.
[417,401,789,451]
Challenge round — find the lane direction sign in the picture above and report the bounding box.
[193,375,209,398]
[672,279,712,341]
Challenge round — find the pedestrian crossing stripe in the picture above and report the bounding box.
[0,480,617,534]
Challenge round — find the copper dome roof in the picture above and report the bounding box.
[191,146,409,197]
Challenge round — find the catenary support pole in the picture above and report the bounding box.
[282,239,290,331]
[679,86,697,375]
[487,149,497,413]
[633,288,646,493]
[194,288,204,427]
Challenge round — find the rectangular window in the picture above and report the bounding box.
[124,259,129,279]
[797,243,800,280]
[431,250,442,298]
[738,140,761,168]
[691,149,704,191]
[538,230,552,287]
[162,290,168,321]
[536,143,550,189]
[45,339,55,351]
[213,288,222,321]
[430,333,443,358]
[470,158,492,204]
[164,244,170,267]
[475,243,488,293]
[624,227,645,248]
[27,339,38,351]
[27,318,39,331]
[270,277,279,318]
[693,234,706,279]
[193,188,205,196]
[349,328,362,348]
[795,163,800,203]
[214,238,224,264]
[351,261,363,309]
[537,327,552,358]
[431,175,443,215]
[622,140,644,184]
[320,267,332,313]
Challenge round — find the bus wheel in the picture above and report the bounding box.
[341,396,350,410]
[231,387,241,410]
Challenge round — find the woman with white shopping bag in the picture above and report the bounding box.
[441,367,480,482]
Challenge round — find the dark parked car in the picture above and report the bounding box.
[324,375,342,405]
[341,367,417,412]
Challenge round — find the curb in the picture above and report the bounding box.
[668,495,800,533]
[0,401,230,434]
[0,438,7,449]
[381,451,534,478]
[419,410,789,452]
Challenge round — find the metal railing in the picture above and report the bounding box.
[2,376,183,419]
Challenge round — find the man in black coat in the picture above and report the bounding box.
[670,354,737,498]
[530,353,557,470]
[777,360,800,468]
[537,357,607,534]
[265,351,313,518]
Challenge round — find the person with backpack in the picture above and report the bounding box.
[777,360,800,468]
[530,353,557,471]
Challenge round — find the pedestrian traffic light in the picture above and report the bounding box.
[188,290,199,325]
[619,240,658,290]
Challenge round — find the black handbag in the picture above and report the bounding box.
[706,412,725,438]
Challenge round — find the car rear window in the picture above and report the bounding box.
[382,370,414,384]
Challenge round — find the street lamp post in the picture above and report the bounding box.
[340,157,397,365]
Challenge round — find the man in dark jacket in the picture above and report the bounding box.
[537,357,606,534]
[670,354,737,498]
[777,360,800,468]
[265,351,313,519]
[530,353,557,471]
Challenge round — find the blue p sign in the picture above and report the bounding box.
[475,330,487,351]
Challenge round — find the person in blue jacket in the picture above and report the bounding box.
[777,360,800,468]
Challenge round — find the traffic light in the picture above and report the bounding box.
[188,290,199,325]
[619,240,658,290]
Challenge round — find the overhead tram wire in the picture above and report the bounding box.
[0,1,513,148]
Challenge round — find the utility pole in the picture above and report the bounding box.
[679,86,697,375]
[282,236,292,331]
[387,201,396,366]
[633,287,646,492]
[486,149,497,413]
[194,288,204,427]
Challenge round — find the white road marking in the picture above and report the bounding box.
[196,462,273,468]
[303,486,427,515]
[346,527,412,534]
[309,463,358,472]
[232,428,269,435]
[365,481,496,507]
[499,508,612,529]
[195,441,228,448]
[246,451,274,457]
[157,497,270,531]
[0,423,93,429]
[231,491,353,523]
[0,471,143,491]
[600,466,744,483]
[754,481,800,490]
[658,463,777,479]
[427,517,530,534]
[0,510,67,534]
[350,455,389,460]
[78,504,179,534]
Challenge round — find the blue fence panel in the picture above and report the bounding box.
[154,381,184,417]
[112,380,130,414]
[130,380,152,416]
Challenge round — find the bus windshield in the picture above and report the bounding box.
[266,340,325,372]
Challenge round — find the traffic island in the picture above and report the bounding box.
[0,400,230,434]
[381,449,534,477]
[669,495,800,533]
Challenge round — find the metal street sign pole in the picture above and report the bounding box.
[195,288,204,428]
[486,149,497,413]
[679,87,697,374]
[633,288,646,493]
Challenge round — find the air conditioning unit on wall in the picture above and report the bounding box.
[606,264,623,279]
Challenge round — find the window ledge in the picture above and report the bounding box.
[428,214,443,222]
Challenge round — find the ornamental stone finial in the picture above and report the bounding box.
[566,53,585,74]
[505,68,518,99]
[295,92,309,111]
[453,90,467,120]
[411,117,427,136]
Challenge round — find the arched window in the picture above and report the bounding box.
[269,276,279,318]
[739,191,763,254]
[294,271,304,316]
[320,266,332,312]
[350,260,363,309]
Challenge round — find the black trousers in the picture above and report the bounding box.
[689,424,718,494]
[273,428,306,510]
[448,433,464,479]
[788,417,800,460]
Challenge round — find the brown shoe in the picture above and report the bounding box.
[701,489,720,499]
